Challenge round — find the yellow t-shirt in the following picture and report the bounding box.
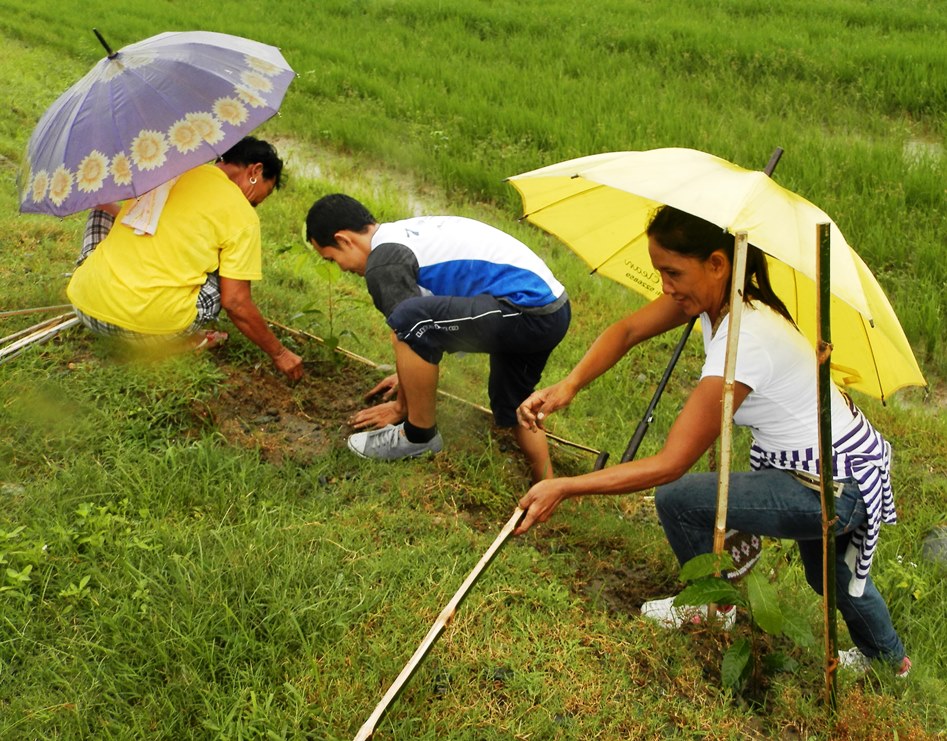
[67,164,262,334]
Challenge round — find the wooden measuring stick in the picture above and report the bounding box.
[353,507,526,741]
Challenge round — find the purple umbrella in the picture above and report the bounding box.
[19,29,296,217]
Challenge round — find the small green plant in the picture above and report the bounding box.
[287,242,363,356]
[881,553,930,603]
[1,563,33,602]
[0,524,44,603]
[57,574,92,615]
[675,551,816,691]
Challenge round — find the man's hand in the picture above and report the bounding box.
[349,400,406,430]
[516,379,578,432]
[364,374,399,403]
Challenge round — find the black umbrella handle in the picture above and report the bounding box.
[593,317,696,470]
[619,316,696,464]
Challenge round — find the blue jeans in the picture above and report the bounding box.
[655,469,905,662]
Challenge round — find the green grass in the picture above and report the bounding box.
[1,1,946,738]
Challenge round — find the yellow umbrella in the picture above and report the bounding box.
[508,148,926,400]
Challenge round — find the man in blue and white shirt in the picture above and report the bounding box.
[306,193,570,481]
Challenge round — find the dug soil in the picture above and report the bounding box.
[203,356,375,466]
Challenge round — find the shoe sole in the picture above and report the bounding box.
[346,439,441,460]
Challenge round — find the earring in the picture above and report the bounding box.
[249,177,258,185]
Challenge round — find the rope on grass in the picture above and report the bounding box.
[265,316,603,457]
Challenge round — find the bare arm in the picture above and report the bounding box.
[219,277,303,381]
[514,376,751,534]
[517,294,689,430]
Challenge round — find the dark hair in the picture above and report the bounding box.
[646,205,795,326]
[218,136,284,189]
[305,193,377,246]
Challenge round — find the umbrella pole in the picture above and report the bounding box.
[611,317,697,466]
[352,508,526,741]
[816,222,838,708]
[711,233,750,569]
[710,150,783,583]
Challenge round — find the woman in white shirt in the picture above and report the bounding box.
[514,205,909,676]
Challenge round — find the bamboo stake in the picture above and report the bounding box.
[0,313,80,364]
[353,507,526,741]
[711,232,749,565]
[265,316,603,457]
[0,312,75,346]
[0,304,72,320]
[816,222,838,708]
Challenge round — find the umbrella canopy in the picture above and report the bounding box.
[19,30,296,217]
[508,148,926,401]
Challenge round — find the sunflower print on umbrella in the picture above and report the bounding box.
[20,32,295,217]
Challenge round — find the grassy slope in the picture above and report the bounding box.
[0,2,946,738]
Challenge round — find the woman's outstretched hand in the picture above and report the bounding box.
[513,478,568,535]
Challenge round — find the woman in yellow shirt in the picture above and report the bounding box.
[67,136,302,381]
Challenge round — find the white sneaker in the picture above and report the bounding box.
[347,423,443,461]
[640,596,736,630]
[837,648,871,673]
[838,648,912,678]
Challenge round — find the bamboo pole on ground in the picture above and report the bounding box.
[0,313,79,364]
[0,312,76,347]
[711,232,749,572]
[0,304,72,320]
[352,507,526,741]
[816,222,838,708]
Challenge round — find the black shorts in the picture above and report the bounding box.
[387,294,571,427]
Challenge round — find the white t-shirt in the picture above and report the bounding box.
[700,301,857,452]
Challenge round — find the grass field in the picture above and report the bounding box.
[1,1,946,738]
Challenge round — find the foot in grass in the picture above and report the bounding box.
[193,330,228,352]
[640,596,735,630]
[838,648,912,678]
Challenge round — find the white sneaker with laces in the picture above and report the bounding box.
[640,596,736,630]
[347,423,443,461]
[838,648,912,678]
[837,648,871,673]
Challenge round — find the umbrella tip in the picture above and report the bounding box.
[92,28,118,59]
[764,147,784,177]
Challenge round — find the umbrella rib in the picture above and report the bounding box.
[588,235,643,276]
[520,179,611,221]
[857,306,885,403]
[102,67,142,199]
